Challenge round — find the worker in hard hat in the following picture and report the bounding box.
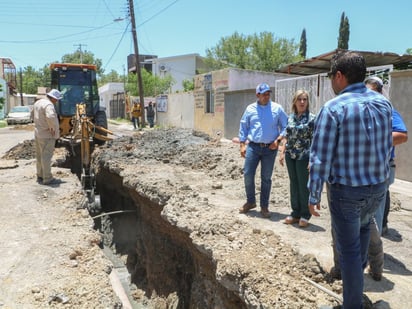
[131,101,142,129]
[33,89,62,185]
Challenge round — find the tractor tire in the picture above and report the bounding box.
[94,110,108,146]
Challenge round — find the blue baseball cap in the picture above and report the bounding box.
[256,83,272,94]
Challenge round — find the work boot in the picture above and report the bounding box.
[42,178,62,186]
[368,268,382,281]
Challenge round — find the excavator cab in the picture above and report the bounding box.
[51,64,98,116]
[50,63,108,141]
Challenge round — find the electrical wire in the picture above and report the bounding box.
[0,22,117,44]
[104,22,131,70]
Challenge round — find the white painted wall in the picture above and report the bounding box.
[152,54,204,94]
[156,92,194,129]
[98,83,124,118]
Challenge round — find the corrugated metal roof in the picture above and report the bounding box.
[276,49,412,76]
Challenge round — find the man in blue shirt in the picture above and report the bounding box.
[238,83,288,218]
[364,76,408,282]
[363,77,408,235]
[308,52,392,309]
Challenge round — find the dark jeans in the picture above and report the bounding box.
[382,162,396,229]
[285,155,311,220]
[147,116,155,128]
[328,182,386,309]
[132,116,140,129]
[243,143,277,208]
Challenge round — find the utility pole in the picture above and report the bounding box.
[128,0,145,127]
[73,44,87,64]
[19,68,24,106]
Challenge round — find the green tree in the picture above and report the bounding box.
[205,31,302,71]
[98,70,125,87]
[205,31,251,70]
[19,66,49,94]
[126,69,174,97]
[338,12,350,49]
[18,49,105,94]
[61,50,104,75]
[22,66,40,94]
[299,28,307,58]
[182,78,194,92]
[406,48,412,55]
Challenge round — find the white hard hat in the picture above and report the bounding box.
[47,89,63,100]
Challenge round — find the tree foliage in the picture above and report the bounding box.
[61,50,104,75]
[182,79,194,91]
[18,50,121,94]
[299,28,307,58]
[18,65,50,94]
[406,48,412,55]
[338,12,350,49]
[204,31,302,71]
[126,69,174,97]
[98,70,124,87]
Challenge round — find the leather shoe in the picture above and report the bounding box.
[299,218,309,228]
[260,208,271,218]
[284,216,299,224]
[239,202,256,214]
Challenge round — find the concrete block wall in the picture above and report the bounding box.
[389,70,412,182]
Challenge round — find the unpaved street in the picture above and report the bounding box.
[0,125,120,308]
[1,124,412,308]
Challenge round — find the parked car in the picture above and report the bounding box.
[6,106,33,125]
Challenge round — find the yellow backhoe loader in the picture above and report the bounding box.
[50,63,113,209]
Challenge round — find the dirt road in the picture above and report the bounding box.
[1,124,412,308]
[0,125,121,308]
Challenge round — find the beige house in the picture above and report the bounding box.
[192,68,291,139]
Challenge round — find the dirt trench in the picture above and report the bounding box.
[91,130,249,308]
[96,169,246,308]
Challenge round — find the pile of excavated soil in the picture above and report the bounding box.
[1,139,36,160]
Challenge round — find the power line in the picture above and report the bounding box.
[0,22,116,44]
[104,22,131,70]
[135,0,180,28]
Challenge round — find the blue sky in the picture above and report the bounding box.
[0,0,410,75]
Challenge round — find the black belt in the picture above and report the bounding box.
[249,141,272,147]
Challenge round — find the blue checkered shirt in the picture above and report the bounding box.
[308,82,392,205]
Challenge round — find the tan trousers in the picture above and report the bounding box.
[35,138,55,183]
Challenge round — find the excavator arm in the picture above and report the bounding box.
[72,103,114,209]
